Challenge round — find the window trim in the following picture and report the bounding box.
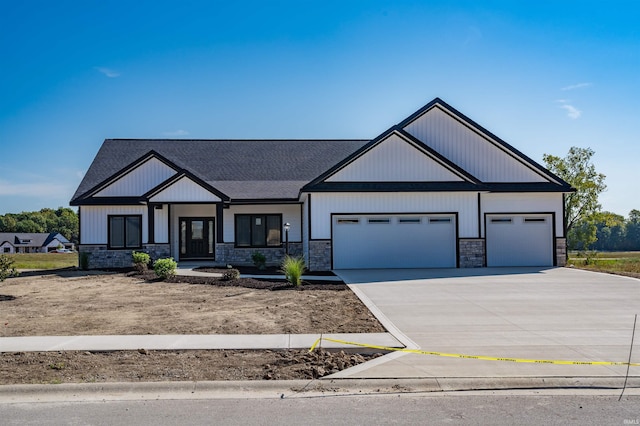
[234,214,283,248]
[107,214,142,249]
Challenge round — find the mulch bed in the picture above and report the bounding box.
[195,265,337,276]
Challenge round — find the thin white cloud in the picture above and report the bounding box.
[556,99,582,120]
[561,82,592,91]
[95,67,121,78]
[163,130,190,137]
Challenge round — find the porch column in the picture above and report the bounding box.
[147,204,155,244]
[216,203,224,243]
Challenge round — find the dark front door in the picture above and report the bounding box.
[179,218,215,259]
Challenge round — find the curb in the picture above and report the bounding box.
[1,377,639,403]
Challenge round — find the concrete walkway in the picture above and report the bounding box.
[331,267,640,380]
[0,333,401,352]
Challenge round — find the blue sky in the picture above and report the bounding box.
[1,1,638,216]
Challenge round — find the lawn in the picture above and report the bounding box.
[568,251,640,277]
[7,252,78,270]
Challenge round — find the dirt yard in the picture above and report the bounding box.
[0,270,385,384]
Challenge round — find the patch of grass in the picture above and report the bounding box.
[568,251,640,276]
[9,253,77,270]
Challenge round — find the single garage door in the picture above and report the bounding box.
[332,214,456,269]
[486,214,553,267]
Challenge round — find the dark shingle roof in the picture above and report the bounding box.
[71,139,369,202]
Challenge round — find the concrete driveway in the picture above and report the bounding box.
[333,267,640,380]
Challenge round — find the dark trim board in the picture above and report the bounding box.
[329,212,459,270]
[483,211,556,267]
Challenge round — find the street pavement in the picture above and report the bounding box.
[332,267,640,380]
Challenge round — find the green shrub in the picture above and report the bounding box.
[79,252,90,270]
[222,268,241,281]
[0,254,19,282]
[252,251,266,270]
[280,255,306,287]
[154,257,177,280]
[132,251,151,272]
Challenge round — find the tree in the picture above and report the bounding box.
[543,147,606,250]
[590,211,626,251]
[627,209,640,250]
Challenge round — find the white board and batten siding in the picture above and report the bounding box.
[326,133,464,182]
[222,204,302,243]
[403,106,549,183]
[149,176,222,203]
[80,206,147,244]
[94,157,176,197]
[332,214,457,269]
[154,205,169,243]
[310,192,478,239]
[481,193,564,237]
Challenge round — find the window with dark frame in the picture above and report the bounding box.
[235,214,282,247]
[108,215,142,249]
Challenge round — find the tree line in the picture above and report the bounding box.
[0,207,78,244]
[571,210,640,251]
[544,146,638,252]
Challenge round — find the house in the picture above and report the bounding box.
[70,98,573,270]
[0,232,74,254]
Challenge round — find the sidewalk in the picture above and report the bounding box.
[0,333,402,352]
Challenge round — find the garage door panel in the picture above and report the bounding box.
[332,215,456,269]
[486,214,553,267]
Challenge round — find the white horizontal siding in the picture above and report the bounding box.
[404,106,547,183]
[223,204,302,243]
[481,193,564,237]
[326,133,463,182]
[310,192,478,239]
[149,176,222,203]
[95,158,176,197]
[80,206,147,244]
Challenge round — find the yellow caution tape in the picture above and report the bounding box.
[309,337,640,367]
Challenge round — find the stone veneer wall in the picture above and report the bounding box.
[555,238,567,267]
[80,244,171,269]
[308,240,331,271]
[215,243,302,267]
[458,239,485,268]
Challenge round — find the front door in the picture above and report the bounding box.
[179,217,215,259]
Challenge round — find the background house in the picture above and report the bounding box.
[0,233,74,254]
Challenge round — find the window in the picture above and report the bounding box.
[108,215,142,249]
[337,218,360,224]
[399,217,421,224]
[525,218,546,223]
[3,247,10,253]
[429,217,451,223]
[491,218,512,224]
[368,218,390,224]
[235,214,282,247]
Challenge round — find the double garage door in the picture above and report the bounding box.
[485,214,554,267]
[332,214,457,269]
[332,213,555,269]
